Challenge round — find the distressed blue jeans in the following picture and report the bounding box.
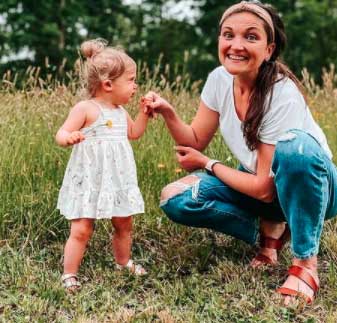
[160,130,337,259]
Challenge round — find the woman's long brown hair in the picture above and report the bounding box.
[221,3,303,151]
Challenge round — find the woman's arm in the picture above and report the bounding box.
[212,143,276,202]
[55,102,87,147]
[146,92,219,151]
[175,142,276,203]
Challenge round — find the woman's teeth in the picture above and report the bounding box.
[228,54,247,61]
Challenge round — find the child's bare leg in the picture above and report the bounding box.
[111,216,132,265]
[63,218,95,274]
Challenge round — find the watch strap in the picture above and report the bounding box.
[205,159,221,174]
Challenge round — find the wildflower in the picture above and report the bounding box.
[157,163,165,169]
[175,168,182,173]
[106,120,113,128]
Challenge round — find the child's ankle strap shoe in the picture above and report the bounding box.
[116,259,147,276]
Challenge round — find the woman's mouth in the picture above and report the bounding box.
[227,54,248,61]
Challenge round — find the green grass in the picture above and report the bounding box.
[0,68,337,322]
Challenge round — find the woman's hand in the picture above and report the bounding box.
[175,146,209,172]
[140,96,157,118]
[66,131,85,145]
[143,91,174,116]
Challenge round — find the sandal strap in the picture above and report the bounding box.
[62,273,81,288]
[115,260,132,271]
[260,236,284,250]
[62,273,78,281]
[116,259,147,276]
[288,265,319,293]
[260,225,290,250]
[133,264,147,276]
[64,279,81,288]
[254,253,275,265]
[276,287,313,304]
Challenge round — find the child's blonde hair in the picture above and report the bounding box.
[80,39,135,98]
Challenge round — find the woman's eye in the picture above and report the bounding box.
[246,34,257,41]
[222,32,233,39]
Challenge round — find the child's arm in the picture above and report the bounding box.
[55,102,87,147]
[126,109,149,140]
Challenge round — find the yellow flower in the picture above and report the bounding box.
[175,168,182,173]
[106,120,113,128]
[157,163,165,169]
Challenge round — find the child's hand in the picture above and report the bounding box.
[140,96,157,118]
[66,131,85,145]
[143,91,174,115]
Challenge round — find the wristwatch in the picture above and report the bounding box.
[205,159,221,175]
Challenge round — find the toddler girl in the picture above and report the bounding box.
[56,39,149,291]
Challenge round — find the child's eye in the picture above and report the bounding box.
[246,34,257,41]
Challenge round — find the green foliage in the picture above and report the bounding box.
[1,0,337,83]
[194,0,337,82]
[0,0,126,74]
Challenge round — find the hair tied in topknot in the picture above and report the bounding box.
[80,38,108,59]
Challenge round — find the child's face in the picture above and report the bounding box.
[110,63,137,105]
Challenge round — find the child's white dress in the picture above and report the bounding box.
[57,101,145,219]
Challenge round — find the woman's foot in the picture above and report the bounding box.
[277,257,319,305]
[250,220,288,268]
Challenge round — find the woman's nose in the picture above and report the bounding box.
[230,37,244,50]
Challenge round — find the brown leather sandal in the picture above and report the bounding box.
[253,225,290,265]
[276,265,319,304]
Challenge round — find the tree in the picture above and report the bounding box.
[1,0,336,83]
[194,0,337,81]
[0,0,129,75]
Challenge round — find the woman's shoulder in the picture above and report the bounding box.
[204,66,233,94]
[272,76,304,103]
[208,66,233,82]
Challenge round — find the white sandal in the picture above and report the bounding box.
[61,273,81,291]
[116,259,147,276]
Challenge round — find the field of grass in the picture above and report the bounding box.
[0,67,337,322]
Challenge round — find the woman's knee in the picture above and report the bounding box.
[272,130,322,176]
[160,176,200,224]
[160,175,200,203]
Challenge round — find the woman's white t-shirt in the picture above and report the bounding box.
[201,66,332,173]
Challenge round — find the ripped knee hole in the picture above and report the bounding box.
[160,175,200,202]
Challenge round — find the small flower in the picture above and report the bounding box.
[106,120,113,128]
[157,163,166,169]
[175,168,182,173]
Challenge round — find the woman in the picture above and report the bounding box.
[145,1,337,304]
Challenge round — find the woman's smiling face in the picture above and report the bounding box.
[218,11,275,80]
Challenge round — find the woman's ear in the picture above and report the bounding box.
[102,80,113,92]
[266,42,276,61]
